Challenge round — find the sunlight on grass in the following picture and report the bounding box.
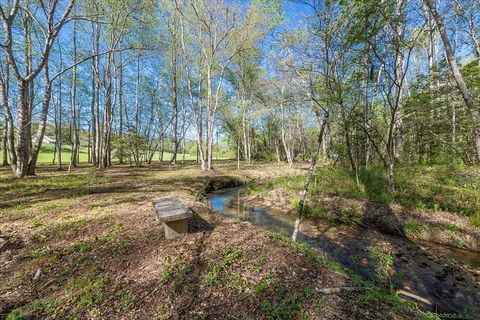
[0,144,220,165]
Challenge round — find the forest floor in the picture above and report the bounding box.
[0,162,464,320]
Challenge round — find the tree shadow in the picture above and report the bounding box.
[361,201,406,238]
[188,210,214,233]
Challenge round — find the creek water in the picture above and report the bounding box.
[208,187,480,318]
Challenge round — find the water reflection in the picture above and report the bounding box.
[210,187,296,236]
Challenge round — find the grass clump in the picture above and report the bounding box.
[404,221,429,234]
[203,264,221,286]
[254,278,275,294]
[221,247,243,266]
[469,214,480,228]
[336,205,362,225]
[367,246,394,287]
[260,294,301,320]
[119,291,137,310]
[6,308,29,320]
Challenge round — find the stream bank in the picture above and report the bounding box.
[208,186,480,318]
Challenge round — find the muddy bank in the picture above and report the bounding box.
[194,177,244,200]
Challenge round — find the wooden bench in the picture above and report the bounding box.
[152,195,193,239]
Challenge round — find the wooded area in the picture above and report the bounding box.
[1,0,479,180]
[1,0,480,319]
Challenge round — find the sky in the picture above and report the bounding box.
[282,1,311,28]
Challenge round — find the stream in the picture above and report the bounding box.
[208,187,480,318]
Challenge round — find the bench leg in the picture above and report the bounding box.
[164,219,188,239]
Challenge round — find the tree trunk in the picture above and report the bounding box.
[28,63,51,175]
[94,24,102,167]
[181,97,186,164]
[53,70,63,170]
[101,50,114,169]
[23,3,34,166]
[133,54,141,165]
[386,161,396,193]
[197,102,205,170]
[243,108,248,163]
[118,50,124,164]
[91,21,98,166]
[171,43,178,165]
[69,15,78,172]
[205,64,214,171]
[292,113,328,241]
[341,108,358,185]
[1,118,8,166]
[393,0,405,162]
[425,0,480,163]
[160,136,164,162]
[1,60,10,167]
[15,81,31,178]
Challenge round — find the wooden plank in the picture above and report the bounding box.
[152,196,193,222]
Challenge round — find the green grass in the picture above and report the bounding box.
[404,221,429,234]
[248,166,365,202]
[470,214,480,227]
[260,294,301,320]
[37,144,89,164]
[0,173,107,205]
[0,143,232,165]
[203,264,222,286]
[392,164,480,217]
[249,163,480,221]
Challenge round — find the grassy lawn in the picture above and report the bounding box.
[0,144,232,165]
[37,144,89,164]
[0,163,430,320]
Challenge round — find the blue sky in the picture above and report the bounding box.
[283,1,311,27]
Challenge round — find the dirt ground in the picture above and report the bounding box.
[0,162,426,319]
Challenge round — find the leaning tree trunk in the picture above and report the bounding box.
[28,63,51,175]
[292,112,328,241]
[393,0,405,162]
[425,0,480,163]
[15,81,31,178]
